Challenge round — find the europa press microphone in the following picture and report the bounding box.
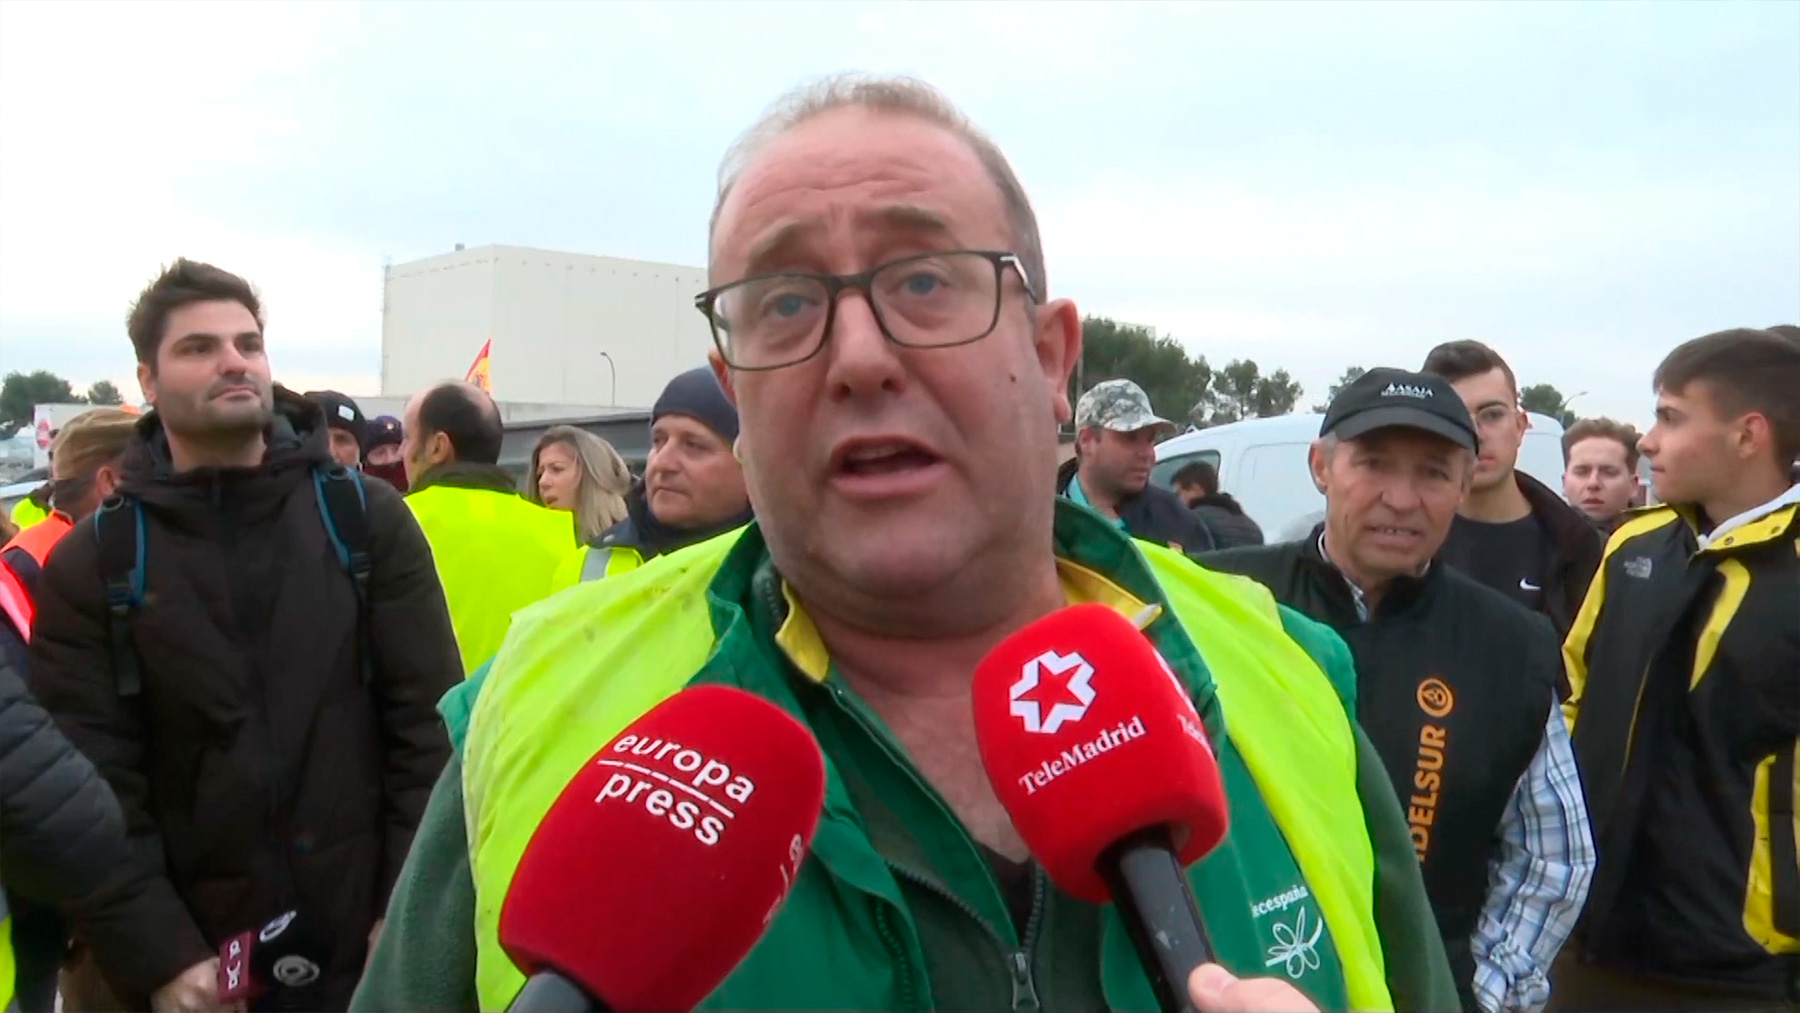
[973,603,1231,1013]
[216,909,330,1010]
[499,685,827,1012]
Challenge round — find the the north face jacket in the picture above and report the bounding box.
[1562,490,1800,999]
[26,390,462,1008]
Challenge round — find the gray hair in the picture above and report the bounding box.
[709,73,1046,301]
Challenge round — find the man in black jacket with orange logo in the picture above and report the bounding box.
[1206,368,1595,1013]
[1557,328,1800,1011]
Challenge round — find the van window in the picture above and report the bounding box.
[1151,450,1222,491]
[1234,443,1321,534]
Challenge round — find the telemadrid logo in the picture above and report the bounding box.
[1010,650,1096,734]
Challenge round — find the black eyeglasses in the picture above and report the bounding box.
[695,249,1032,371]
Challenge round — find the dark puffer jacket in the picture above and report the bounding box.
[1190,493,1265,550]
[1,610,126,1013]
[27,390,461,1008]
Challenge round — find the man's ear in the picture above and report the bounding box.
[709,350,738,406]
[96,463,121,500]
[136,361,156,408]
[429,431,453,466]
[1035,299,1083,423]
[1735,411,1774,463]
[1308,440,1332,494]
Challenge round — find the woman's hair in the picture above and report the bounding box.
[526,426,632,544]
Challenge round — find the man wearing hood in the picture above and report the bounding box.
[25,259,462,1011]
[558,366,753,583]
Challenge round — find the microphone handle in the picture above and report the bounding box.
[1098,824,1214,1013]
[508,971,613,1013]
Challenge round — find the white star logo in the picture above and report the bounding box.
[1009,650,1097,734]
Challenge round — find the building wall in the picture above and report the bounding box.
[381,249,497,399]
[382,245,714,409]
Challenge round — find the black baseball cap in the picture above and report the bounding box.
[305,390,369,449]
[1320,368,1479,453]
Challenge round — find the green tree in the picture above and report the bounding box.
[1077,316,1213,426]
[1310,366,1367,413]
[1198,359,1304,427]
[1519,382,1579,428]
[0,370,81,438]
[85,380,125,406]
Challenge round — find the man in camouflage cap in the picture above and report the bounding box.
[1056,379,1215,553]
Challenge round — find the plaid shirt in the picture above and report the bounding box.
[1471,705,1596,1013]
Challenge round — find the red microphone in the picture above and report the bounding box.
[499,685,827,1012]
[974,603,1229,1013]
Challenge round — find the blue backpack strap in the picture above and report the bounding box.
[93,496,147,699]
[311,465,374,685]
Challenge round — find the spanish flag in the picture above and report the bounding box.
[464,338,492,393]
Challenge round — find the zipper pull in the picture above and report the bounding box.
[1009,950,1040,1010]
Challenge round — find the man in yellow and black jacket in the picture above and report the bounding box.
[1558,327,1800,1011]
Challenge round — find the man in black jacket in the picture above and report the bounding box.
[1205,368,1594,1013]
[0,561,125,1013]
[1420,341,1603,644]
[1172,459,1264,548]
[27,259,462,1011]
[571,366,755,581]
[1557,329,1800,1010]
[1056,379,1213,553]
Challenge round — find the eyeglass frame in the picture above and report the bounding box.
[693,249,1034,372]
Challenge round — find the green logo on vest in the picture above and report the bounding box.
[1252,884,1324,981]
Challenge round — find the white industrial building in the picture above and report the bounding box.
[380,244,715,410]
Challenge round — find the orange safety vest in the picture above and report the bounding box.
[0,510,73,569]
[0,562,32,642]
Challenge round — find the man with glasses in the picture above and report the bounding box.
[358,74,1459,1013]
[1420,341,1602,649]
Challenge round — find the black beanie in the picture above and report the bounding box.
[305,390,369,450]
[652,367,739,445]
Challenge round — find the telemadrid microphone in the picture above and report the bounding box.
[973,603,1230,1013]
[500,685,828,1012]
[216,909,331,1010]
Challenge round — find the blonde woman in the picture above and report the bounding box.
[526,426,631,545]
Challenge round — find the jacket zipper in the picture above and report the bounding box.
[885,858,1044,1010]
[218,476,297,906]
[827,681,1045,1009]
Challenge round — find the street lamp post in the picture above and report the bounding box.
[598,352,617,406]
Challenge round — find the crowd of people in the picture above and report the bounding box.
[0,72,1795,1013]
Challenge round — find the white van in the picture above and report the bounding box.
[1152,412,1571,543]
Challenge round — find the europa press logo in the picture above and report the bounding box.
[1010,650,1096,734]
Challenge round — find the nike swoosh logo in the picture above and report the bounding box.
[1519,578,1542,591]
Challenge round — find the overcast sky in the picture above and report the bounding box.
[1,0,1795,426]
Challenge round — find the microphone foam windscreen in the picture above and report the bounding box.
[499,685,827,1011]
[973,602,1229,902]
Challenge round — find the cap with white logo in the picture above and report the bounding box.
[1319,368,1479,453]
